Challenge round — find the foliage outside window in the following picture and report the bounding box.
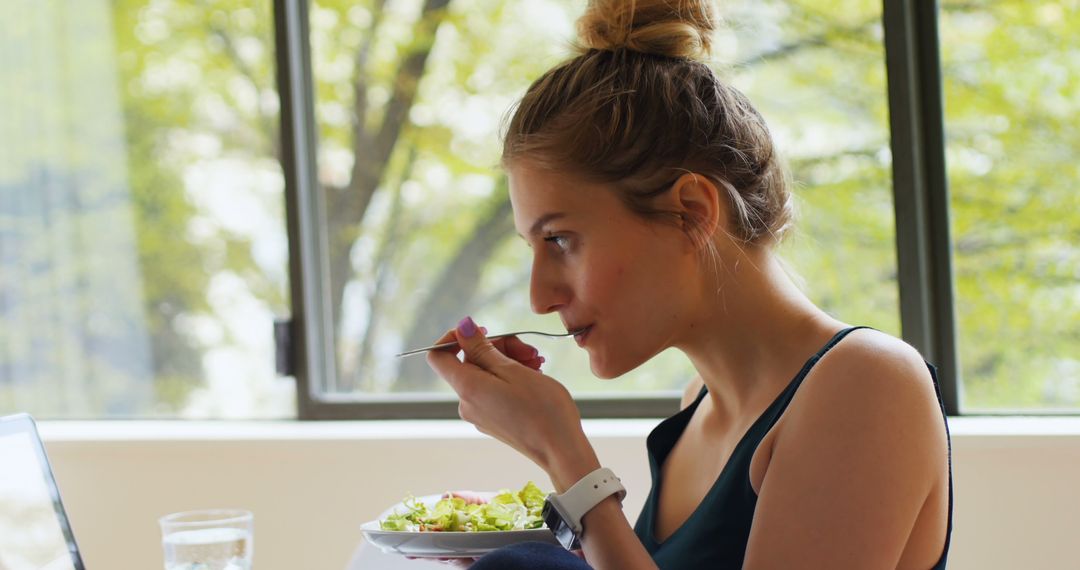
[310,0,900,400]
[0,0,1076,419]
[1,0,292,418]
[940,0,1080,411]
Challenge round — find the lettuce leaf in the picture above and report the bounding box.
[379,481,549,532]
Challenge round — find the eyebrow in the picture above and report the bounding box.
[518,212,567,239]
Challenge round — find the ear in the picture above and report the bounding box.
[667,172,727,251]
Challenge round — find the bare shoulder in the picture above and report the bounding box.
[806,328,939,408]
[781,327,947,462]
[745,328,949,567]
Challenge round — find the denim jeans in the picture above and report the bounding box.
[470,542,592,570]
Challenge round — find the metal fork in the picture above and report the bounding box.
[395,328,586,358]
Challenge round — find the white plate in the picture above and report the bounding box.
[360,493,558,559]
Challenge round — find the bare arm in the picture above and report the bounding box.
[743,331,948,569]
[557,375,708,567]
[545,437,658,570]
[427,324,658,570]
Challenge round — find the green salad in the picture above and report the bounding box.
[380,481,547,532]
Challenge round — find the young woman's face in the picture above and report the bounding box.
[509,162,702,379]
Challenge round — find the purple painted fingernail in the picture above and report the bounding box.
[457,316,478,338]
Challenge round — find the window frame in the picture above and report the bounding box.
[276,0,965,419]
[881,0,960,416]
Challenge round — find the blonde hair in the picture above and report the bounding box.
[502,0,794,247]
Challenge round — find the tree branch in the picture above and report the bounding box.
[209,24,278,159]
[322,0,454,349]
[732,13,880,68]
[349,0,388,176]
[351,146,418,391]
[394,187,516,391]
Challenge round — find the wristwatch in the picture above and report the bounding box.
[542,467,626,550]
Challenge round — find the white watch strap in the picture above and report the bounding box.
[550,467,626,535]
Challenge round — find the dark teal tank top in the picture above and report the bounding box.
[633,327,953,569]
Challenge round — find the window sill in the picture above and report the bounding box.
[34,416,1080,443]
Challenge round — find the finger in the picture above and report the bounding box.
[454,316,517,373]
[489,336,539,365]
[442,491,488,505]
[514,354,544,371]
[425,329,462,379]
[488,336,512,357]
[427,328,462,356]
[502,335,541,363]
[518,356,544,370]
[426,328,490,394]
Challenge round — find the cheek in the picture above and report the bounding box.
[578,257,630,309]
[577,229,689,317]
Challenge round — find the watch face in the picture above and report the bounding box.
[542,499,580,550]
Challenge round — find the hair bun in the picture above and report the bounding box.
[576,0,717,60]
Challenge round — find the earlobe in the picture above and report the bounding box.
[671,172,725,247]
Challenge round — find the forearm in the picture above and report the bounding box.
[544,433,658,570]
[578,497,659,570]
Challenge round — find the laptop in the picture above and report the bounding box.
[0,413,85,570]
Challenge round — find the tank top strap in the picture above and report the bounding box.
[639,326,952,568]
[815,325,872,357]
[757,326,871,433]
[694,326,870,410]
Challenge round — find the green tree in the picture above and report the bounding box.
[111,0,288,414]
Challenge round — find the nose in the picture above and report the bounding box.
[529,256,570,315]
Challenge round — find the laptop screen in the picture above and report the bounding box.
[0,415,83,570]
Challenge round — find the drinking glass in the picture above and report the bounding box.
[159,509,254,570]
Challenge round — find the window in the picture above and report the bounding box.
[940,0,1080,412]
[300,0,898,417]
[3,0,1076,419]
[0,0,293,418]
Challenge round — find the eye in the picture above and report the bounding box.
[543,234,571,252]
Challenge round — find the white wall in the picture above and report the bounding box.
[38,418,1080,570]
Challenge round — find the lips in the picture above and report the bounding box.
[571,325,593,347]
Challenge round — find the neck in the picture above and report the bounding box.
[674,248,844,422]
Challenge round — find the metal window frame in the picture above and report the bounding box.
[882,0,961,415]
[277,0,963,419]
[274,0,337,420]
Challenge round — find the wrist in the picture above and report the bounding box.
[543,430,601,493]
[542,467,627,550]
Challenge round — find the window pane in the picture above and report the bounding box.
[311,0,896,399]
[941,1,1080,412]
[0,0,293,418]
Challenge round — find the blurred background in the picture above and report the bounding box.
[1,0,1077,417]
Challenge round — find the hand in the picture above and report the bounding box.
[481,329,546,371]
[441,491,488,505]
[406,556,476,568]
[437,558,476,568]
[426,317,599,488]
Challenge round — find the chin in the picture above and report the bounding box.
[587,337,670,379]
[590,364,622,380]
[588,352,647,380]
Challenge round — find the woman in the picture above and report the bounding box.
[425,0,952,568]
